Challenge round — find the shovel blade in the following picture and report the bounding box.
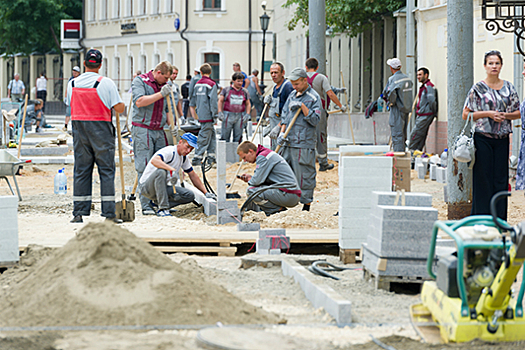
[115,200,135,222]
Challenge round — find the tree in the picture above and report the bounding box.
[283,0,405,37]
[0,0,82,55]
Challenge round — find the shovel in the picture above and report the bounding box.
[127,176,138,201]
[115,111,135,222]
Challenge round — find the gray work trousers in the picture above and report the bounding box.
[389,110,408,152]
[132,126,168,211]
[72,121,116,218]
[139,168,195,210]
[316,109,328,166]
[279,147,316,204]
[246,187,299,216]
[269,115,280,151]
[408,114,436,151]
[194,122,216,161]
[220,112,242,143]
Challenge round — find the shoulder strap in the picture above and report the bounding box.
[93,76,103,88]
[71,80,75,88]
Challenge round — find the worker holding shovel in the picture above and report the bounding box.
[138,133,216,217]
[277,68,321,212]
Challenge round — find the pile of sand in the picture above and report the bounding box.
[0,222,279,327]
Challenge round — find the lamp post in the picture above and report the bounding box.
[260,12,270,84]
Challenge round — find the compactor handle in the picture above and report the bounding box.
[490,191,513,232]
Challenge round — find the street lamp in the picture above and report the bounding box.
[260,12,270,83]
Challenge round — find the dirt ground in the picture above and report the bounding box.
[2,160,525,349]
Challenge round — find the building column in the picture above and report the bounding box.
[371,23,383,102]
[360,29,372,112]
[0,55,8,98]
[383,16,395,87]
[349,36,360,112]
[45,53,57,101]
[29,54,39,99]
[63,51,74,101]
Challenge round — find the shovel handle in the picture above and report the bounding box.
[275,108,301,153]
[115,112,126,210]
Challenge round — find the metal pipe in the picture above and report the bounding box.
[513,6,523,159]
[181,0,190,76]
[248,0,252,73]
[308,0,326,75]
[261,28,266,83]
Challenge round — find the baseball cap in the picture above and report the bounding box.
[194,67,200,73]
[72,66,81,72]
[181,133,198,149]
[287,67,307,81]
[386,58,402,70]
[85,49,103,65]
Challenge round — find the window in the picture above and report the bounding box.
[204,53,220,83]
[203,0,221,10]
[113,0,121,18]
[102,58,108,78]
[89,0,96,21]
[153,53,160,67]
[167,53,173,65]
[140,54,147,73]
[114,57,121,92]
[126,0,133,17]
[139,0,147,15]
[128,55,134,90]
[101,0,108,20]
[166,0,174,13]
[151,0,159,14]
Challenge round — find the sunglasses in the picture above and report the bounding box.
[484,50,501,57]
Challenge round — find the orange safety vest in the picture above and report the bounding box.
[71,76,111,122]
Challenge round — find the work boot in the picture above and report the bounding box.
[302,204,311,212]
[35,126,43,133]
[70,215,83,223]
[142,209,156,216]
[319,163,334,171]
[157,209,171,217]
[206,157,216,168]
[192,157,202,166]
[105,217,123,224]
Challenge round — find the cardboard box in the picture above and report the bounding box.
[392,154,411,192]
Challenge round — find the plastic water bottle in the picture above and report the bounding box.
[54,168,67,194]
[377,96,385,112]
[441,148,448,168]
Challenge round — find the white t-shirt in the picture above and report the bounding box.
[140,146,193,185]
[66,72,122,110]
[36,76,47,91]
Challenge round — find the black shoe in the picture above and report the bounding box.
[302,204,311,212]
[105,217,123,224]
[319,163,334,171]
[70,215,83,223]
[192,158,202,166]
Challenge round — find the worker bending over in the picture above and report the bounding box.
[139,133,216,217]
[237,141,300,216]
[277,68,321,212]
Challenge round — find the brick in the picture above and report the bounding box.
[362,243,431,278]
[338,207,372,219]
[417,164,426,179]
[259,229,286,239]
[257,238,270,251]
[371,191,432,207]
[217,200,238,210]
[429,164,437,181]
[339,175,392,188]
[436,167,447,183]
[270,249,281,255]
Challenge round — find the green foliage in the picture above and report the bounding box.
[0,0,82,55]
[283,0,405,37]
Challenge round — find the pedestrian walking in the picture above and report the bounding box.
[247,69,263,118]
[8,73,25,102]
[36,72,47,112]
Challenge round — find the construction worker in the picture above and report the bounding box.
[247,69,263,118]
[382,58,413,152]
[408,67,438,152]
[168,66,184,119]
[67,49,125,224]
[277,68,321,212]
[24,99,44,133]
[139,133,216,216]
[187,67,201,122]
[265,62,294,150]
[305,58,346,171]
[64,66,81,132]
[218,72,251,143]
[131,61,173,215]
[237,141,300,216]
[189,63,218,167]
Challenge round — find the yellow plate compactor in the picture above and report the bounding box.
[411,191,525,343]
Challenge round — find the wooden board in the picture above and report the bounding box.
[363,267,429,291]
[410,303,444,344]
[339,248,362,264]
[153,246,237,257]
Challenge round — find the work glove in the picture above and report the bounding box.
[268,125,281,139]
[277,132,287,146]
[161,85,171,97]
[264,94,272,105]
[218,111,225,121]
[167,170,179,186]
[243,113,251,123]
[338,87,347,94]
[170,127,178,138]
[340,105,347,113]
[205,192,217,201]
[289,100,302,112]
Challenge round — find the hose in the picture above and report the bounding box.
[369,335,398,350]
[307,261,360,281]
[239,182,298,218]
[201,156,215,195]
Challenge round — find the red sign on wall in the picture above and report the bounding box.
[61,20,82,49]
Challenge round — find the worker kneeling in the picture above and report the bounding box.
[237,141,301,216]
[139,133,216,216]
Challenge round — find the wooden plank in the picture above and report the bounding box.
[339,248,361,264]
[152,246,237,257]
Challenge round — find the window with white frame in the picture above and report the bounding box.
[126,0,134,17]
[139,0,147,15]
[113,0,121,18]
[102,58,108,78]
[203,0,221,10]
[151,0,159,14]
[89,0,96,21]
[153,53,160,67]
[100,0,108,20]
[165,0,174,13]
[140,54,147,73]
[114,57,121,92]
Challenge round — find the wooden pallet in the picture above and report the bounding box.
[363,267,429,291]
[339,248,362,264]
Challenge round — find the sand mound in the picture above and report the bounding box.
[0,222,279,327]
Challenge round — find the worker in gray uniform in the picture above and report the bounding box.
[382,58,413,152]
[168,65,184,119]
[264,62,294,150]
[131,61,173,215]
[277,67,321,212]
[218,72,251,143]
[237,141,300,216]
[139,133,216,217]
[247,69,263,118]
[408,67,438,152]
[189,63,218,166]
[305,58,346,171]
[67,49,125,224]
[187,67,201,123]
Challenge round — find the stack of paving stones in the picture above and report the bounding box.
[0,196,19,266]
[362,191,438,287]
[256,229,290,255]
[338,146,392,254]
[216,140,241,225]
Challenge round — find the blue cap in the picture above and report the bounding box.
[181,133,198,148]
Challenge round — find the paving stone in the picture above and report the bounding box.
[362,243,431,278]
[436,167,447,183]
[225,142,240,163]
[259,229,286,239]
[339,145,390,155]
[270,249,281,255]
[338,207,372,219]
[372,205,438,221]
[217,200,238,210]
[340,156,393,169]
[429,164,437,181]
[417,163,426,179]
[0,196,18,264]
[366,234,433,259]
[371,191,432,207]
[237,223,261,231]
